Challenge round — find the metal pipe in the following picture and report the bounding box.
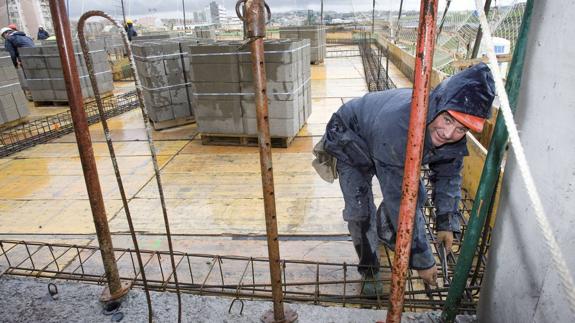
[386,1,438,322]
[77,10,152,321]
[395,0,404,44]
[120,0,126,27]
[372,0,376,34]
[242,0,296,322]
[441,1,534,321]
[47,0,126,300]
[320,0,323,25]
[182,0,187,33]
[470,0,492,59]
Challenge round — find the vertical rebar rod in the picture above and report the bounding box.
[386,0,438,322]
[77,10,152,321]
[442,1,533,321]
[47,0,124,298]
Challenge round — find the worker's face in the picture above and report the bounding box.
[427,112,468,147]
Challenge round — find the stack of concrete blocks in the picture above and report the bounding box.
[193,26,217,40]
[188,39,312,139]
[0,53,29,126]
[103,36,125,61]
[279,25,326,64]
[19,40,114,102]
[131,40,197,129]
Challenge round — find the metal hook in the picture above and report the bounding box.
[228,298,245,315]
[48,282,59,300]
[235,0,272,24]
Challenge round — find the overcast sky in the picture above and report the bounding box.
[68,0,522,19]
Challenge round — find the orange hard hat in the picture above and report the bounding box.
[447,110,486,133]
[8,23,17,30]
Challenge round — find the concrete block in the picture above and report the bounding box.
[143,90,172,107]
[197,116,244,134]
[241,97,298,119]
[191,82,240,94]
[172,102,194,119]
[189,63,239,82]
[152,105,176,122]
[48,69,64,79]
[194,97,242,119]
[243,116,300,137]
[170,86,190,104]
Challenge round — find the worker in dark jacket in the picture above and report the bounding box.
[37,26,50,40]
[321,63,495,294]
[124,19,137,41]
[1,27,35,67]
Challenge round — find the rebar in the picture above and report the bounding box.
[0,91,138,157]
[77,11,152,322]
[0,239,480,311]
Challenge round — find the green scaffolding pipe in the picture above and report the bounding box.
[441,0,534,321]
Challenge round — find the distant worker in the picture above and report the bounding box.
[37,26,50,40]
[124,19,137,41]
[1,27,35,68]
[313,63,496,295]
[8,23,18,31]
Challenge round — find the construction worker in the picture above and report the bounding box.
[314,63,495,295]
[37,26,50,40]
[1,26,35,68]
[124,19,137,41]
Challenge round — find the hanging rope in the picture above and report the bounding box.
[474,0,575,316]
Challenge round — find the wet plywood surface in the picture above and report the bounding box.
[0,51,369,243]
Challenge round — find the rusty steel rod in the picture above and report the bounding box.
[386,0,438,322]
[47,0,126,300]
[241,0,296,322]
[76,11,152,321]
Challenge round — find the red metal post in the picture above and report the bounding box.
[48,0,128,300]
[386,0,438,322]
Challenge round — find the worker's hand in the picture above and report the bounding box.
[437,231,454,252]
[417,266,438,286]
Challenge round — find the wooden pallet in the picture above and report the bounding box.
[201,133,294,148]
[33,91,114,107]
[151,116,196,131]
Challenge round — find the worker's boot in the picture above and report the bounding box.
[360,271,384,297]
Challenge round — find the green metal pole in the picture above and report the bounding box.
[441,1,534,321]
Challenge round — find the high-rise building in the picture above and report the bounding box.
[208,1,226,26]
[1,0,53,38]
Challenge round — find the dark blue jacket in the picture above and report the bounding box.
[124,24,137,41]
[4,31,35,67]
[37,29,50,40]
[324,63,495,267]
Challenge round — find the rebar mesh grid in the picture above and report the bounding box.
[0,91,139,157]
[0,170,488,313]
[359,34,397,92]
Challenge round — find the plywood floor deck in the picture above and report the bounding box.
[0,51,412,273]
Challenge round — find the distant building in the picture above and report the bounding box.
[209,1,226,27]
[0,0,53,38]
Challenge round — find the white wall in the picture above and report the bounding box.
[478,1,575,322]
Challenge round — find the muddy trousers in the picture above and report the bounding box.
[337,161,380,276]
